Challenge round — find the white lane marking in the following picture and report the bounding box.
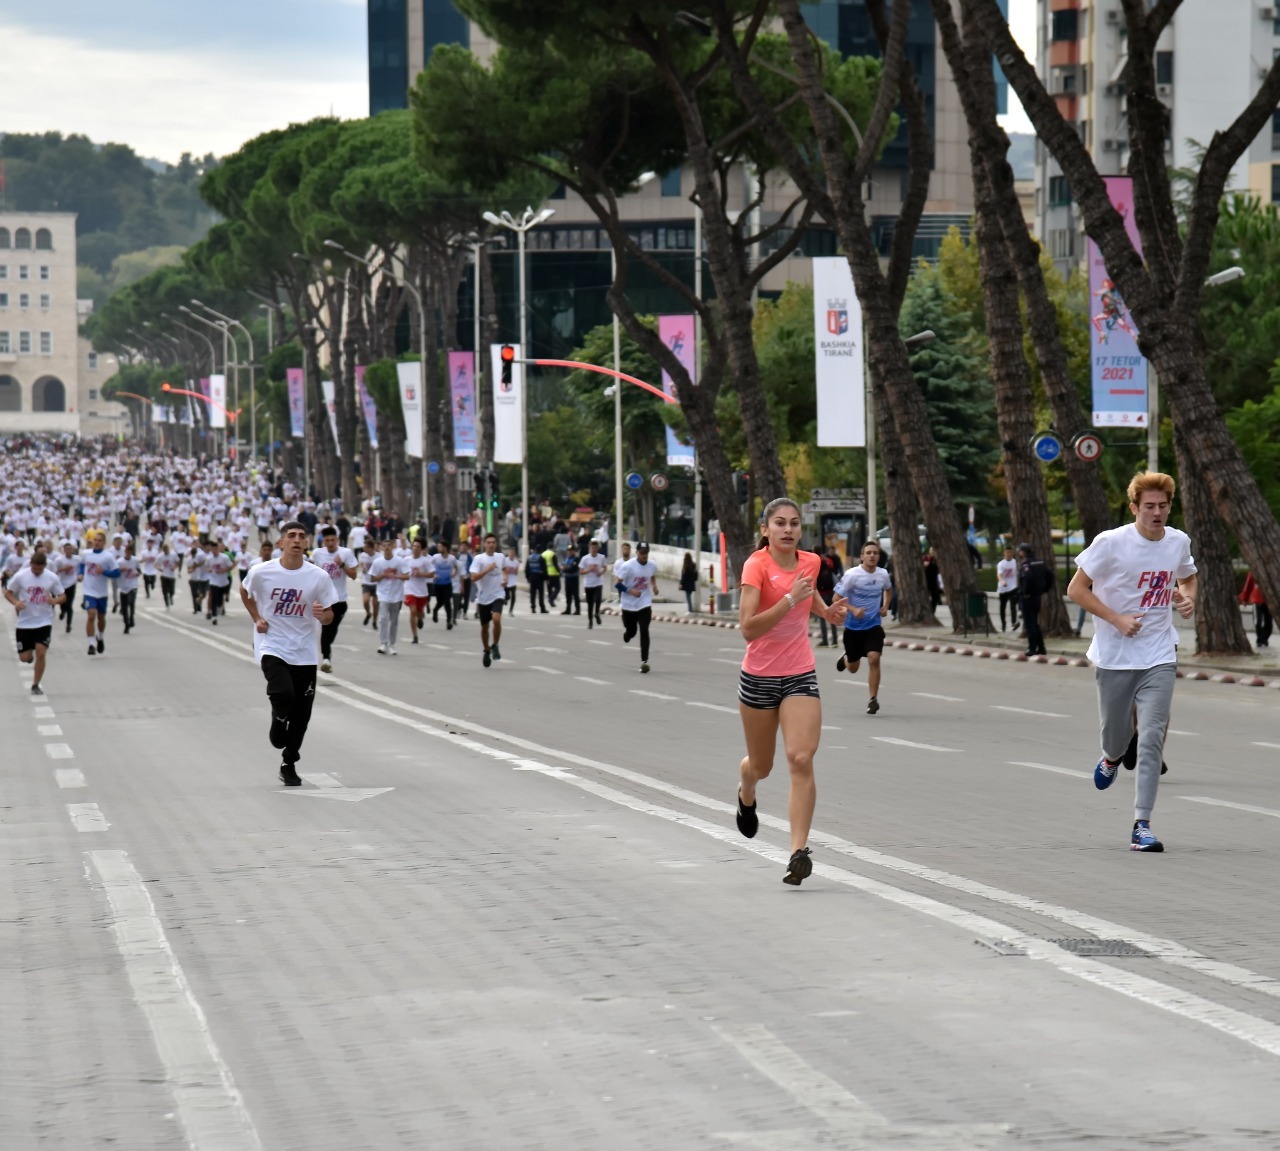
[632,689,677,701]
[1253,742,1280,750]
[44,743,75,759]
[872,736,960,753]
[719,647,742,653]
[687,701,738,714]
[38,724,63,737]
[1008,760,1091,780]
[710,1024,1007,1144]
[527,665,564,675]
[912,692,965,703]
[146,612,1280,1023]
[709,657,740,665]
[55,769,86,789]
[523,628,545,635]
[67,803,109,832]
[426,643,454,652]
[527,646,567,654]
[88,851,264,1151]
[33,705,55,719]
[1179,796,1280,820]
[821,725,841,731]
[991,705,1070,718]
[576,676,611,685]
[295,772,393,802]
[1168,730,1198,736]
[588,639,611,646]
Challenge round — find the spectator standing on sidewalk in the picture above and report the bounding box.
[1239,571,1271,649]
[679,552,698,614]
[1017,543,1053,656]
[996,545,1020,633]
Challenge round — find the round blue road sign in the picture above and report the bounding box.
[427,460,441,475]
[1031,433,1062,464]
[625,471,644,491]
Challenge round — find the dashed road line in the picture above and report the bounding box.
[44,743,75,759]
[913,692,965,703]
[1008,760,1090,780]
[55,768,86,789]
[992,705,1069,719]
[527,665,563,675]
[1179,796,1280,820]
[632,689,677,701]
[575,676,611,685]
[67,802,109,832]
[687,701,738,715]
[872,736,960,753]
[37,724,63,736]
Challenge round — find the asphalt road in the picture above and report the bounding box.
[3,590,1279,1150]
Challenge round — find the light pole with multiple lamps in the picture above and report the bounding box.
[480,206,555,559]
[321,240,430,527]
[192,299,257,462]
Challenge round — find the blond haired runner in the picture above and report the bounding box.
[735,498,847,885]
[1068,472,1197,853]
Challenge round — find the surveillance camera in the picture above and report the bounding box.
[604,386,616,397]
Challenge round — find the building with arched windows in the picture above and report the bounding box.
[0,211,125,437]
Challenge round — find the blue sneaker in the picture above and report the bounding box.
[1130,821,1164,853]
[1094,755,1120,790]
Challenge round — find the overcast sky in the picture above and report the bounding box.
[0,0,1034,166]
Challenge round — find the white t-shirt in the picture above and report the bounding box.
[9,567,64,630]
[996,557,1019,594]
[503,556,520,588]
[52,552,79,589]
[156,552,180,579]
[78,548,119,598]
[348,525,368,551]
[470,552,505,605]
[405,555,434,598]
[1074,523,1197,670]
[370,555,408,603]
[242,559,337,666]
[117,554,141,593]
[615,558,657,611]
[206,551,234,588]
[308,545,357,602]
[579,552,607,589]
[139,547,160,577]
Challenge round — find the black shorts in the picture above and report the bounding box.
[738,669,820,710]
[17,626,52,653]
[362,583,375,596]
[477,599,504,625]
[842,625,885,663]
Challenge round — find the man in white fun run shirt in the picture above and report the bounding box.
[614,541,660,673]
[1069,472,1197,855]
[5,549,66,695]
[579,538,607,629]
[241,521,337,787]
[469,532,506,667]
[308,525,357,672]
[78,531,120,656]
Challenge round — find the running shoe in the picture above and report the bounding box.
[377,644,387,654]
[1094,754,1120,790]
[782,847,813,886]
[211,617,217,626]
[320,659,332,673]
[640,662,650,673]
[279,763,302,787]
[411,636,419,644]
[96,636,104,654]
[483,649,492,668]
[87,645,96,657]
[269,713,289,749]
[389,647,398,656]
[735,790,758,839]
[491,644,501,661]
[363,612,370,626]
[30,684,44,696]
[1130,821,1164,853]
[867,696,879,715]
[1121,731,1169,776]
[836,656,847,672]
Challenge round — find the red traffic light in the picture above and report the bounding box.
[500,345,515,364]
[161,382,172,391]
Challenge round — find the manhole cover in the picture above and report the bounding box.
[1049,938,1150,957]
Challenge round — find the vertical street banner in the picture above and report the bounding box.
[490,342,523,465]
[286,368,306,438]
[356,365,379,450]
[1089,176,1148,428]
[321,379,340,456]
[396,361,423,459]
[208,373,227,430]
[657,315,697,469]
[811,257,865,446]
[448,351,477,458]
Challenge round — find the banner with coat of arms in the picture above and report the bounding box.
[811,256,865,447]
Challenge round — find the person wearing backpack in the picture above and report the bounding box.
[813,545,843,647]
[1017,543,1053,656]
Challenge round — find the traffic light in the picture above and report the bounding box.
[488,467,500,510]
[500,344,515,386]
[734,470,750,505]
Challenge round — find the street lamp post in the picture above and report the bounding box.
[481,206,556,561]
[193,299,257,463]
[867,329,936,544]
[178,306,232,457]
[322,240,429,529]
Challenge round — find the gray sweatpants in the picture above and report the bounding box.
[1095,663,1176,821]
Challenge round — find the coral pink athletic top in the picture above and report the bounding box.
[740,548,821,677]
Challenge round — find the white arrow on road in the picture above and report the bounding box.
[291,772,394,802]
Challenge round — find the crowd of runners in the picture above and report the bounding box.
[2,437,1197,877]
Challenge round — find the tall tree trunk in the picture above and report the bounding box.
[335,275,362,514]
[1172,425,1250,655]
[418,259,446,531]
[933,0,1112,546]
[878,405,934,626]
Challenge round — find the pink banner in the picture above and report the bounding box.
[286,368,305,438]
[448,351,477,458]
[356,365,378,450]
[657,315,696,468]
[197,377,210,399]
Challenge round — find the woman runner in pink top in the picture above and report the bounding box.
[736,498,847,885]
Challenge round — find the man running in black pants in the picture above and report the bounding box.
[470,533,506,667]
[308,525,357,673]
[579,538,607,628]
[241,521,337,786]
[615,541,660,673]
